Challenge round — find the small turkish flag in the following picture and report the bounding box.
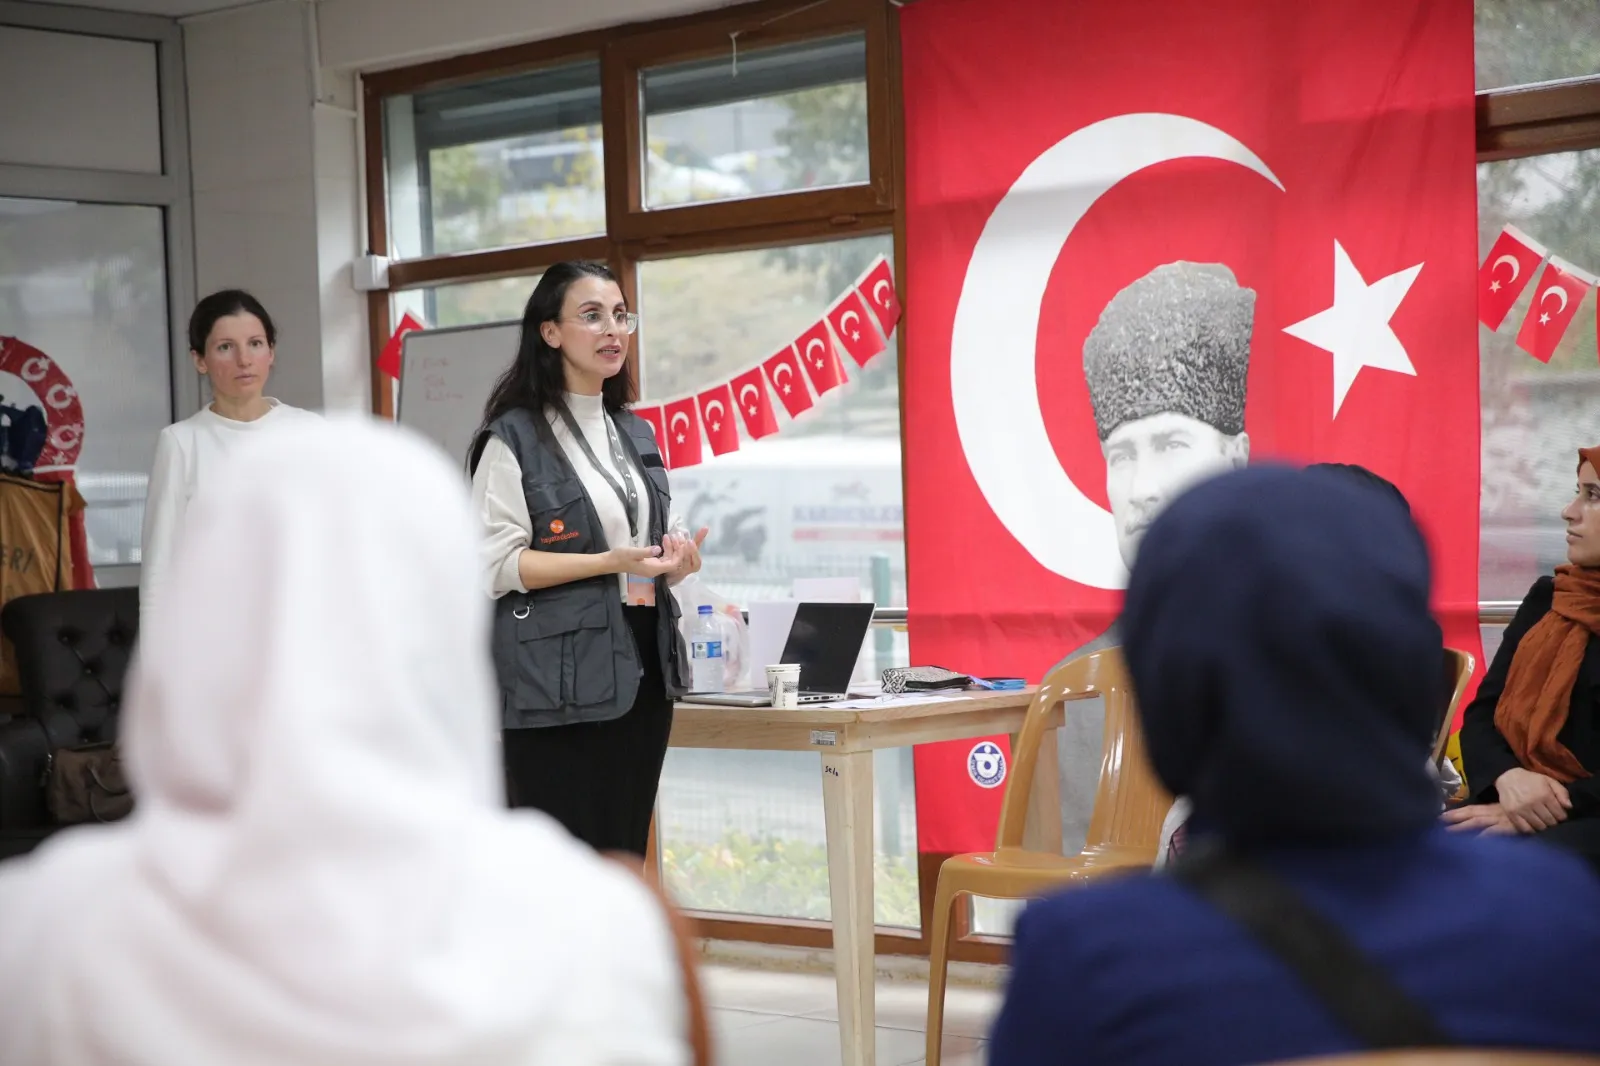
[1478,226,1545,330]
[633,405,667,464]
[730,367,778,438]
[763,346,814,419]
[662,397,703,468]
[696,384,740,456]
[376,311,426,379]
[827,291,887,367]
[794,322,845,395]
[855,256,902,335]
[1515,258,1594,363]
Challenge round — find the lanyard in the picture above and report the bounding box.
[553,400,640,541]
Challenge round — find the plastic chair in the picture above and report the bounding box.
[925,648,1170,1066]
[1434,647,1476,765]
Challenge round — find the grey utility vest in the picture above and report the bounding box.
[474,405,688,729]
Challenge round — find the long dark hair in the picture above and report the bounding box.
[471,261,634,468]
[188,289,277,354]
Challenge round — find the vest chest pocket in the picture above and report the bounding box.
[513,592,617,710]
[526,479,591,552]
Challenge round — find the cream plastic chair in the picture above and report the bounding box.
[925,647,1169,1066]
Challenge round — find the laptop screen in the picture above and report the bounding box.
[779,602,877,694]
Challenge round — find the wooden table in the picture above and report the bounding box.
[669,689,1061,1066]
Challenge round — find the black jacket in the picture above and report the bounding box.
[1460,576,1600,815]
[474,405,688,729]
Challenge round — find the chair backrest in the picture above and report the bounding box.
[0,588,139,743]
[1432,648,1476,765]
[996,647,1170,855]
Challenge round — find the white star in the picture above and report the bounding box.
[675,433,685,444]
[711,419,721,432]
[1540,312,1551,325]
[782,383,792,394]
[746,404,758,415]
[1283,239,1423,418]
[1489,279,1502,292]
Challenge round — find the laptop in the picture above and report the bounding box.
[689,602,876,707]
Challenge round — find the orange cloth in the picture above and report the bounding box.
[0,473,83,693]
[1492,447,1600,782]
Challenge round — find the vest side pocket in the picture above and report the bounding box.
[514,592,615,710]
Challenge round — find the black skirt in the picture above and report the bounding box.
[501,604,673,857]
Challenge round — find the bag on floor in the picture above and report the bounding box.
[45,742,133,824]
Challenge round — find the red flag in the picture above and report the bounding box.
[633,405,667,465]
[376,311,426,379]
[826,290,887,367]
[1478,225,1545,330]
[793,323,845,395]
[662,397,703,469]
[901,0,1478,853]
[696,384,741,456]
[730,367,779,438]
[1514,258,1594,364]
[762,347,814,419]
[856,256,902,335]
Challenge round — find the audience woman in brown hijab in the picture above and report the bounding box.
[1446,447,1600,872]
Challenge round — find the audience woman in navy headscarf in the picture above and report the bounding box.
[989,465,1600,1066]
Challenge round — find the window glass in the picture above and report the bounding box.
[640,34,869,210]
[1476,0,1600,90]
[0,198,170,567]
[1477,149,1600,602]
[409,273,543,329]
[384,61,604,259]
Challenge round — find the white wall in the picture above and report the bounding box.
[184,0,368,414]
[316,0,736,72]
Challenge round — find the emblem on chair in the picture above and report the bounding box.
[967,741,1006,789]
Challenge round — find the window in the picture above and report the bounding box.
[411,273,543,329]
[383,60,605,259]
[0,200,171,568]
[640,34,869,209]
[1477,148,1600,602]
[1476,0,1600,90]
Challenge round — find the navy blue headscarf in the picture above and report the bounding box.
[1121,465,1444,849]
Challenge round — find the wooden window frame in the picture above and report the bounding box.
[361,3,1600,961]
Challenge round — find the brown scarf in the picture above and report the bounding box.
[1493,448,1600,783]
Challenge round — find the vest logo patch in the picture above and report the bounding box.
[549,519,565,535]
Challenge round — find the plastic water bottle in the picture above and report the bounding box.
[690,604,725,693]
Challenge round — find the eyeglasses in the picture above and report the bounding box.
[563,311,640,335]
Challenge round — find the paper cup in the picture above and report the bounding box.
[766,664,802,709]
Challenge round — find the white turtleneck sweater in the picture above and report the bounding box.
[139,400,319,622]
[472,393,655,602]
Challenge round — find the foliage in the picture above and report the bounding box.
[1474,0,1600,90]
[661,830,921,927]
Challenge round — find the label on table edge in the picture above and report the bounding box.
[810,729,838,746]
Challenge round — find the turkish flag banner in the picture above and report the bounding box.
[856,256,902,336]
[794,322,846,395]
[730,367,779,438]
[902,0,1479,854]
[696,384,741,456]
[1514,258,1595,364]
[376,311,426,379]
[827,291,887,368]
[1478,225,1546,330]
[662,398,703,469]
[633,405,667,465]
[763,346,814,419]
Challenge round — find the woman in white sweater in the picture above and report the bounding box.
[139,290,316,621]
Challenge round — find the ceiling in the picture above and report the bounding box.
[23,0,263,17]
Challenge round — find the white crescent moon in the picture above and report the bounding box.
[1492,254,1520,282]
[840,310,861,333]
[739,383,760,408]
[705,398,725,422]
[1540,284,1569,313]
[670,411,690,433]
[805,338,827,365]
[773,362,793,385]
[872,279,893,307]
[951,113,1284,590]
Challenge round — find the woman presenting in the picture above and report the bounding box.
[140,290,317,622]
[1446,446,1600,871]
[470,261,704,857]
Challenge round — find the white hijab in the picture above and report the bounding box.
[0,417,687,1066]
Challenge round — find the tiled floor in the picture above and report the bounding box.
[703,963,999,1066]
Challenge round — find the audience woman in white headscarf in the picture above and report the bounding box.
[0,417,696,1066]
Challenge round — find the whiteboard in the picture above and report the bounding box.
[396,320,520,468]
